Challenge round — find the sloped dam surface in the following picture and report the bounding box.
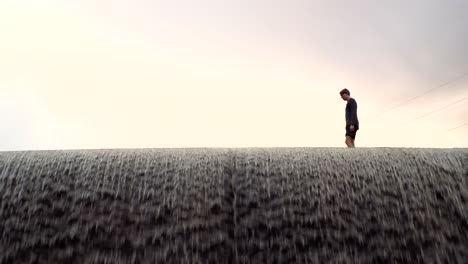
[0,148,467,263]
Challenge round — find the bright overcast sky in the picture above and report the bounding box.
[1,0,467,150]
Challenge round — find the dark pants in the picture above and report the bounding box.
[345,125,358,140]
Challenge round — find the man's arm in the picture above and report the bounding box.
[348,100,358,126]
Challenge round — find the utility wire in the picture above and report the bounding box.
[404,97,468,124]
[375,71,468,118]
[441,122,468,134]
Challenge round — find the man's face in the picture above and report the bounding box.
[340,93,349,101]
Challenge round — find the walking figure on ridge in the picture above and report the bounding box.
[340,88,359,148]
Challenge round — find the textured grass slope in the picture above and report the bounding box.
[0,148,467,263]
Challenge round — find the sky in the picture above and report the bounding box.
[1,0,467,150]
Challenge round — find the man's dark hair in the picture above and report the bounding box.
[340,88,350,96]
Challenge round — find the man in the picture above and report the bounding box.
[340,88,359,148]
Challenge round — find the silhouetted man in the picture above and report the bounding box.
[340,88,359,147]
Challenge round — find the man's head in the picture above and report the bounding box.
[340,88,350,101]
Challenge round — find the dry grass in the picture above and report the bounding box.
[0,148,467,263]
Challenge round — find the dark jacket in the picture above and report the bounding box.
[346,98,359,128]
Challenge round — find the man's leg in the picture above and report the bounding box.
[351,130,357,147]
[345,136,354,147]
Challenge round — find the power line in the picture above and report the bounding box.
[405,97,468,123]
[441,122,468,134]
[375,71,468,118]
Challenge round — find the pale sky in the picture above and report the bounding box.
[1,0,467,150]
